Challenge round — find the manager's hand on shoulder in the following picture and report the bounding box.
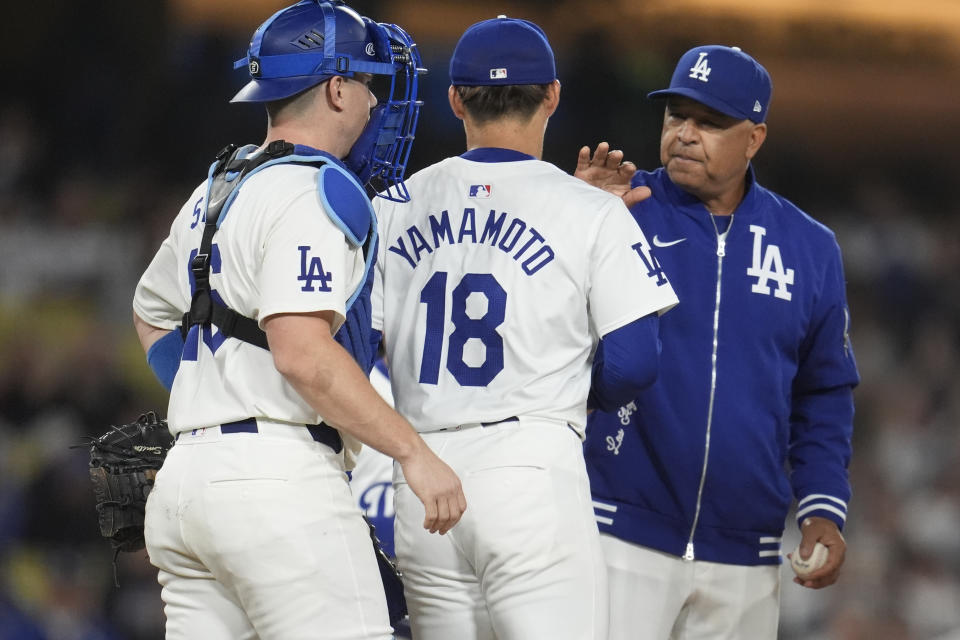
[398,442,467,535]
[574,141,651,208]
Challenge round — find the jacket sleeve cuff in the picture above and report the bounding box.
[796,493,848,531]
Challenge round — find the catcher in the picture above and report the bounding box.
[119,2,461,637]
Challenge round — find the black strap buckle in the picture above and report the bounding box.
[265,139,294,158]
[190,253,209,276]
[215,144,237,163]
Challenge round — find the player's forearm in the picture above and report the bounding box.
[265,312,422,463]
[296,348,422,463]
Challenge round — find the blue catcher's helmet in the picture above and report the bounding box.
[231,0,424,202]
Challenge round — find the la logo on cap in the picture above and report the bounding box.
[490,68,508,79]
[689,52,711,82]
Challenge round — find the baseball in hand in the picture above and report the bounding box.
[790,542,828,578]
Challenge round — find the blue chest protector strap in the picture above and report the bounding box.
[179,140,376,357]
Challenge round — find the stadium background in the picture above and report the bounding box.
[0,1,958,638]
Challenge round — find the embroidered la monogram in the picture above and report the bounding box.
[688,52,711,82]
[746,225,794,300]
[297,245,333,292]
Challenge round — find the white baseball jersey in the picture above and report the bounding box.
[134,161,366,434]
[373,153,678,435]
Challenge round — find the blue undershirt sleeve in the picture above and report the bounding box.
[588,313,661,412]
[146,330,184,391]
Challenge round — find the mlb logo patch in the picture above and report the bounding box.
[489,68,508,80]
[469,184,492,198]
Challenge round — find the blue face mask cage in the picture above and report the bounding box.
[345,21,424,203]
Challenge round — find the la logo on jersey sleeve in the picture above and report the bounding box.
[297,245,333,292]
[631,240,669,287]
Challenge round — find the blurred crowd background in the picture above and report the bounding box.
[1,1,958,638]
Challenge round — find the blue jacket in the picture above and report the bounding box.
[584,167,860,566]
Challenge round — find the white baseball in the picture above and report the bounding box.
[790,542,828,578]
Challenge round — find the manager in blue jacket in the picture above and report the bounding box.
[579,45,860,639]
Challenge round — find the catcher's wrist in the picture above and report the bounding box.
[392,429,428,467]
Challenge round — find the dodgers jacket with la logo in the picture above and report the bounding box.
[584,166,860,566]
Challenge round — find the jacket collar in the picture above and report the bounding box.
[657,164,760,221]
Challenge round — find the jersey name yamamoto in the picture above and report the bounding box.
[134,161,365,433]
[373,151,678,434]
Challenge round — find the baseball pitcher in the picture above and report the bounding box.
[372,16,678,640]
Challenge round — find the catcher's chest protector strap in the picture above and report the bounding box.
[180,140,375,350]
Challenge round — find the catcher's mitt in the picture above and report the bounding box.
[86,411,174,553]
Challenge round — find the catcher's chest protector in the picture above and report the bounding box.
[181,140,376,351]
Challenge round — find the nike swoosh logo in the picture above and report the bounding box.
[652,235,687,248]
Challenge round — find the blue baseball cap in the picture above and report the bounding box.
[449,15,557,86]
[648,45,772,123]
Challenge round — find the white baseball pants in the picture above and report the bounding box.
[600,534,780,640]
[393,418,608,640]
[144,421,393,640]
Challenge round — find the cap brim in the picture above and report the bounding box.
[450,74,556,87]
[230,75,331,103]
[647,87,749,121]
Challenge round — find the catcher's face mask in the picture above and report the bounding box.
[231,0,425,202]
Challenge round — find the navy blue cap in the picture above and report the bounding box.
[648,45,772,123]
[449,15,557,86]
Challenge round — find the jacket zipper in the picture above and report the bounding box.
[684,221,731,561]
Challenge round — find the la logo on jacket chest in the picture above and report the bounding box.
[746,224,794,301]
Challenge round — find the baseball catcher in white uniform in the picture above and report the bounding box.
[131,2,465,638]
[372,16,679,640]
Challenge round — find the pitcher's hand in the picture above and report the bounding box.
[399,442,467,535]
